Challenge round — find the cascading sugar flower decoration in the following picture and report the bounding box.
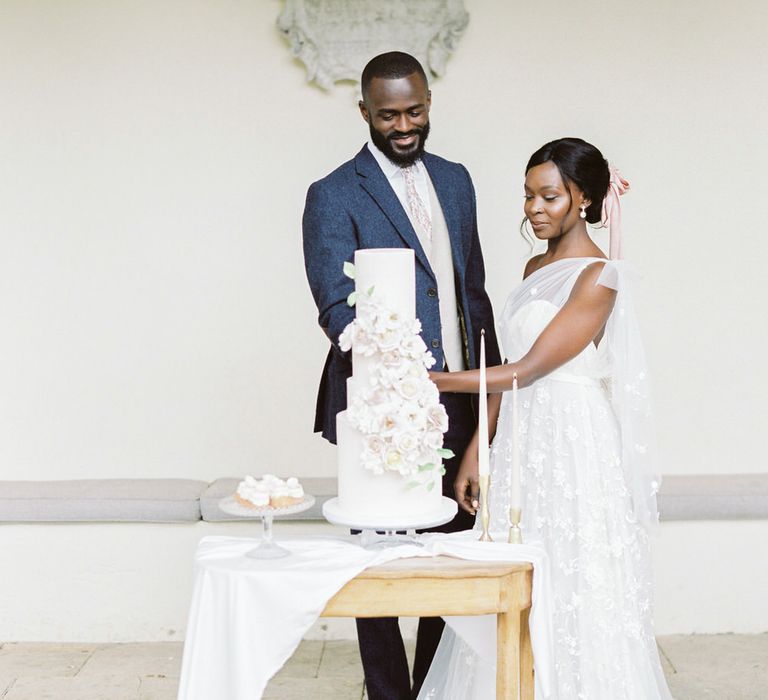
[339,263,453,489]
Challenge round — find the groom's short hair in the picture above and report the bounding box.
[361,52,429,99]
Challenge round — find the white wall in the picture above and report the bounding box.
[1,0,766,481]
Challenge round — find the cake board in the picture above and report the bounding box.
[323,496,457,545]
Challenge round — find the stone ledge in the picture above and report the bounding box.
[1,474,766,524]
[0,479,207,523]
[658,474,768,521]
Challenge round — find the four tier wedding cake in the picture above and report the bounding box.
[331,248,452,526]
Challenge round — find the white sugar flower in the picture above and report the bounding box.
[394,376,421,401]
[419,379,440,404]
[424,428,444,450]
[406,362,426,379]
[402,334,428,358]
[395,432,420,455]
[377,328,402,352]
[382,309,404,330]
[342,275,450,481]
[339,323,355,352]
[426,404,449,432]
[397,402,428,430]
[380,349,402,367]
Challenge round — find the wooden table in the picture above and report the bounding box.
[321,556,534,700]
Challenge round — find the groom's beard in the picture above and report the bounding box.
[369,120,430,167]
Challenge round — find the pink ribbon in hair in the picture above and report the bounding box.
[602,166,630,260]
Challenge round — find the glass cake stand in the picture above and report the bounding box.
[218,494,316,559]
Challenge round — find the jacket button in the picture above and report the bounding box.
[427,288,437,298]
[431,339,440,349]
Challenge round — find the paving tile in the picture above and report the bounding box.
[3,674,140,700]
[317,640,364,678]
[79,642,183,680]
[0,636,764,698]
[664,674,730,700]
[138,676,180,700]
[657,642,675,676]
[659,633,768,672]
[271,640,324,680]
[262,675,364,700]
[658,634,768,700]
[0,643,96,678]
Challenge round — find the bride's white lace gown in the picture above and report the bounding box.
[419,257,673,700]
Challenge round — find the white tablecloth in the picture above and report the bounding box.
[177,531,554,700]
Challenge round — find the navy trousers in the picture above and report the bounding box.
[356,391,476,700]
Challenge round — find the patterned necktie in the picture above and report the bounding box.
[402,165,432,241]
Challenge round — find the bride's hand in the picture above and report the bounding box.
[454,448,480,515]
[428,371,445,392]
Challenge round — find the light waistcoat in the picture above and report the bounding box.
[407,172,465,371]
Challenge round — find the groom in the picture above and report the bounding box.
[302,52,500,700]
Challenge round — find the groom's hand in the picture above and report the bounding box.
[454,452,480,515]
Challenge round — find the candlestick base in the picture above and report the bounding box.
[508,507,523,544]
[478,474,493,542]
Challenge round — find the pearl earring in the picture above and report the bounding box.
[579,204,587,219]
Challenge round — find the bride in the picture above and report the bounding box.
[421,138,673,699]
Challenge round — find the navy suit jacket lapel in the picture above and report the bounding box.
[422,152,468,277]
[354,146,435,281]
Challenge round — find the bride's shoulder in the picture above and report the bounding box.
[570,259,617,304]
[522,254,545,279]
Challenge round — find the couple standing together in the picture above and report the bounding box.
[303,52,673,700]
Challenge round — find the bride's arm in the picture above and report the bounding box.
[433,262,617,393]
[454,392,504,514]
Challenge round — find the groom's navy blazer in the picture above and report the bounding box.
[303,144,501,443]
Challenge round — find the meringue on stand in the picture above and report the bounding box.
[234,474,305,509]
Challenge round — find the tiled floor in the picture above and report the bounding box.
[0,634,766,699]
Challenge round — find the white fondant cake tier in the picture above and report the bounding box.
[333,248,450,529]
[336,411,442,521]
[354,248,415,319]
[351,249,415,389]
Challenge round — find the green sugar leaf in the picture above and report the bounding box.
[437,448,455,459]
[346,291,359,307]
[343,262,356,279]
[418,462,435,473]
[405,480,421,491]
[426,481,435,491]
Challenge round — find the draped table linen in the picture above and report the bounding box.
[176,530,554,700]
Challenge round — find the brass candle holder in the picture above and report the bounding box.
[508,506,522,544]
[478,474,493,542]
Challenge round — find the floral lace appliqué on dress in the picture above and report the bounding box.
[418,258,673,700]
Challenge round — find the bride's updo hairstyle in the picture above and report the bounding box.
[525,137,610,224]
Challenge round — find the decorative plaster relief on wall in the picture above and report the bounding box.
[277,0,469,90]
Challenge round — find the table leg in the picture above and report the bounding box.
[520,606,534,700]
[496,609,521,700]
